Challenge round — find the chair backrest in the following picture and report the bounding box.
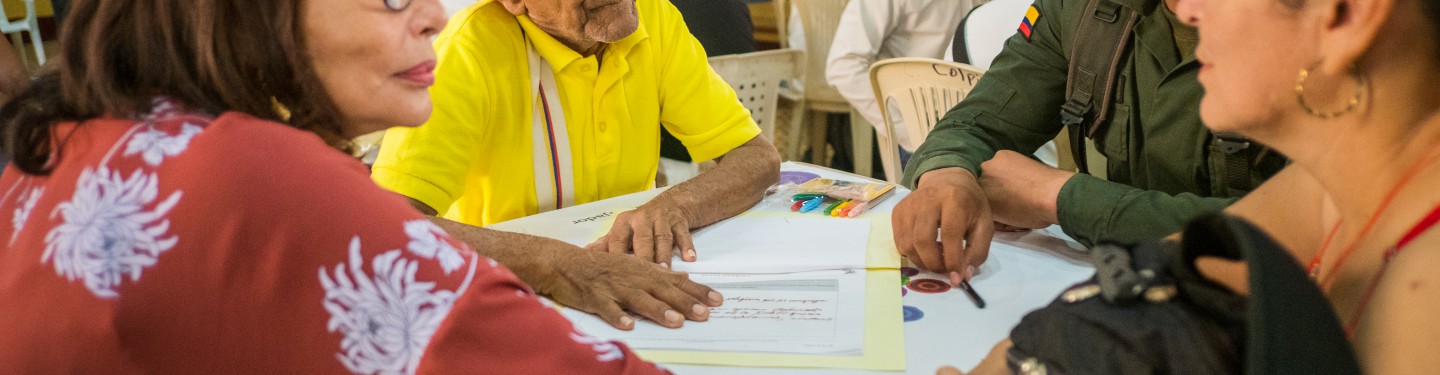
[772,0,791,49]
[708,49,804,142]
[870,58,983,150]
[868,58,983,182]
[791,0,848,105]
[0,0,26,32]
[0,0,34,29]
[957,0,1031,70]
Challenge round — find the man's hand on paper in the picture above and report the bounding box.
[587,136,781,268]
[936,339,1014,375]
[977,150,1071,230]
[891,167,992,280]
[587,200,697,267]
[534,244,724,330]
[412,206,722,332]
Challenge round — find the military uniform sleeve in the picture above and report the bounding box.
[654,0,762,163]
[901,0,1073,188]
[1057,173,1236,247]
[371,34,491,216]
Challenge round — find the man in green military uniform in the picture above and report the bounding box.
[892,0,1283,281]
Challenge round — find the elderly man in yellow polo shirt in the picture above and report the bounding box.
[373,0,781,331]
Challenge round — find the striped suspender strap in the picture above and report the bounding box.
[525,36,577,212]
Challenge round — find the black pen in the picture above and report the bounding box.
[959,280,987,309]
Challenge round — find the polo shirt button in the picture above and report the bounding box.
[598,121,609,132]
[581,65,594,72]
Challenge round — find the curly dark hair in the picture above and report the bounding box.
[0,0,352,176]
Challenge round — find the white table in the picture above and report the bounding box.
[487,162,1095,374]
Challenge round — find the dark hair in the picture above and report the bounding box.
[0,0,352,176]
[1425,0,1440,47]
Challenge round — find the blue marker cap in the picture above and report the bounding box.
[798,196,824,213]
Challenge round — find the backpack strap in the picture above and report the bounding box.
[1061,0,1139,175]
[1060,0,1272,192]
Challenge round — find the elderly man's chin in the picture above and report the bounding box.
[585,1,639,43]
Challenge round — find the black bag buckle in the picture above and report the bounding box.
[1060,99,1091,127]
[1094,1,1121,23]
[1091,244,1144,304]
[1214,133,1251,155]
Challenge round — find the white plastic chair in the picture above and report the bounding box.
[708,49,804,144]
[656,49,804,187]
[0,0,43,70]
[773,0,792,49]
[789,0,867,172]
[868,58,986,183]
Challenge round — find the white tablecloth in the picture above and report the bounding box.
[486,162,1095,374]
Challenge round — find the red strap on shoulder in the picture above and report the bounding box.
[1397,203,1440,249]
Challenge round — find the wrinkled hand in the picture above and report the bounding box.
[892,167,993,280]
[936,339,1014,375]
[533,247,723,330]
[976,150,1074,230]
[587,201,697,267]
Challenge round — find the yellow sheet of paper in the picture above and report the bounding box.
[636,269,905,371]
[863,214,902,269]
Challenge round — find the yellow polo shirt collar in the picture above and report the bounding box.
[515,14,650,72]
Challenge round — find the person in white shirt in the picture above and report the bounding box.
[823,0,986,163]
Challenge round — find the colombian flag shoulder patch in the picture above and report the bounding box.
[1019,5,1041,41]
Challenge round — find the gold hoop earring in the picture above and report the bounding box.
[270,97,293,122]
[1295,63,1366,120]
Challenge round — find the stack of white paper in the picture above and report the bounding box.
[674,216,871,273]
[567,216,874,355]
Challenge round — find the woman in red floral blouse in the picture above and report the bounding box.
[0,0,665,373]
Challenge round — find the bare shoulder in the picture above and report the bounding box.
[1356,230,1440,373]
[1382,229,1440,293]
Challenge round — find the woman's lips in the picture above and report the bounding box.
[395,60,436,86]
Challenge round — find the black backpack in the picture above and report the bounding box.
[1005,213,1361,374]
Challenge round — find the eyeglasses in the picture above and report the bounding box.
[383,0,411,11]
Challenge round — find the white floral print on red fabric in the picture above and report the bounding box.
[11,186,42,243]
[124,123,204,166]
[319,235,478,375]
[570,331,626,363]
[42,167,182,298]
[401,220,468,274]
[525,291,627,364]
[37,97,205,299]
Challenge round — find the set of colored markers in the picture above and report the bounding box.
[784,178,897,218]
[789,193,877,217]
